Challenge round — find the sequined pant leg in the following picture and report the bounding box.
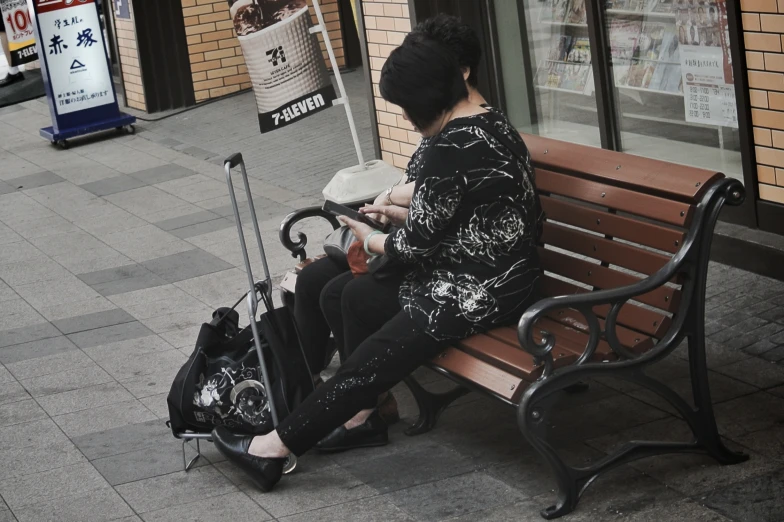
[277,278,448,456]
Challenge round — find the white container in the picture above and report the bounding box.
[322,160,404,205]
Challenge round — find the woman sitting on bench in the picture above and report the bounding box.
[293,15,493,427]
[211,35,543,492]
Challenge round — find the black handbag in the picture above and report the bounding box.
[167,291,315,437]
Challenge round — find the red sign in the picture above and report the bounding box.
[34,0,94,15]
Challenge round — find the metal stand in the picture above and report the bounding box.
[310,0,365,169]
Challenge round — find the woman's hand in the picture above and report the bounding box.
[360,204,408,227]
[338,216,375,243]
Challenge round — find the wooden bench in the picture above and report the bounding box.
[277,134,747,519]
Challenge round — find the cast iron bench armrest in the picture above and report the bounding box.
[279,206,341,262]
[517,177,745,377]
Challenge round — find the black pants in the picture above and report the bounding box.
[278,273,449,456]
[294,257,351,374]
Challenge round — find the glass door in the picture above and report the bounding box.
[493,0,603,147]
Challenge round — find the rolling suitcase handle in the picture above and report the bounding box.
[224,154,279,427]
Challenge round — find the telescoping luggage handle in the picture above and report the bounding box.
[224,153,279,427]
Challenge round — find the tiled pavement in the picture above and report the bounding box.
[1,74,784,521]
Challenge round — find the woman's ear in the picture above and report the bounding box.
[462,67,471,82]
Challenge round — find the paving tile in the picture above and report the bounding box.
[0,334,78,365]
[0,437,86,482]
[81,334,174,362]
[52,308,136,335]
[715,392,784,439]
[234,465,375,518]
[14,275,100,309]
[0,462,109,510]
[138,393,169,418]
[103,225,193,263]
[79,268,168,297]
[120,365,183,399]
[71,418,172,460]
[0,381,30,406]
[340,442,480,495]
[713,356,784,388]
[53,399,158,437]
[0,256,71,286]
[129,164,196,185]
[0,399,48,427]
[12,488,134,522]
[277,497,415,522]
[0,322,60,349]
[170,217,235,239]
[141,249,233,284]
[0,280,16,303]
[80,175,148,196]
[140,492,272,522]
[0,240,41,265]
[67,321,154,349]
[0,182,16,196]
[91,344,185,382]
[5,348,91,380]
[703,469,784,522]
[93,438,209,486]
[37,381,135,416]
[116,466,236,514]
[7,171,64,190]
[386,471,527,521]
[173,268,250,308]
[33,295,120,323]
[153,210,222,231]
[19,361,113,397]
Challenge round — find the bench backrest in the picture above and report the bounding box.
[523,134,724,354]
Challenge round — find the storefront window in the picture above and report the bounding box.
[605,0,742,183]
[494,0,602,147]
[492,0,743,184]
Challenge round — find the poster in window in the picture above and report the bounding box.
[675,0,737,128]
[0,0,37,65]
[227,0,337,133]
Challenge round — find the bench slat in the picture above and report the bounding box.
[487,325,614,362]
[540,248,680,312]
[537,169,693,227]
[429,348,526,403]
[541,221,671,276]
[524,133,723,203]
[456,333,578,380]
[540,275,672,338]
[541,197,685,254]
[544,310,655,354]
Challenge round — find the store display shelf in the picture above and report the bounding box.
[617,84,684,96]
[606,9,676,19]
[542,21,589,28]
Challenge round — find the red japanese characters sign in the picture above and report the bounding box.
[33,0,94,15]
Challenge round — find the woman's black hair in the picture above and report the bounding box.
[380,38,468,132]
[408,14,482,87]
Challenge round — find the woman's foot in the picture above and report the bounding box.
[316,410,389,452]
[211,426,285,492]
[378,392,400,425]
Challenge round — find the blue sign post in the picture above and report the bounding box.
[28,0,135,149]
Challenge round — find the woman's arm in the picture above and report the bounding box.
[388,182,415,207]
[385,147,467,265]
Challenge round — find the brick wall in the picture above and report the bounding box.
[183,0,346,103]
[362,0,414,169]
[115,2,146,111]
[743,0,784,205]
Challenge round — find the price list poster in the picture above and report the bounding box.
[675,0,738,128]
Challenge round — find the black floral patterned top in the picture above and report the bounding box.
[385,110,543,340]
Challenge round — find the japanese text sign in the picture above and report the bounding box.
[0,0,38,66]
[29,0,117,125]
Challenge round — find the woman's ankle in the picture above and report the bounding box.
[344,408,374,430]
[247,432,291,459]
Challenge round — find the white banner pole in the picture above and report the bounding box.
[310,0,366,169]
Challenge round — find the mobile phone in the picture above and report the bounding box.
[323,200,387,231]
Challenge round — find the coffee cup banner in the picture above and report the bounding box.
[228,0,337,133]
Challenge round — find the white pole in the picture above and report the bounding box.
[310,0,366,169]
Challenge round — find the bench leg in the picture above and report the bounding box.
[402,376,470,436]
[685,333,749,465]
